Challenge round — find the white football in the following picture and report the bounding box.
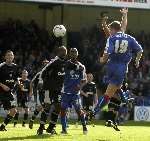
[53,25,66,37]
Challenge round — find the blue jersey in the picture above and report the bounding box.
[118,90,130,103]
[105,32,143,64]
[62,61,86,95]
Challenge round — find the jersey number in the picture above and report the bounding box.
[115,40,128,53]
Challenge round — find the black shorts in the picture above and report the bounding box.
[108,97,121,111]
[38,90,61,106]
[49,90,62,104]
[17,99,28,108]
[0,92,15,110]
[82,97,93,111]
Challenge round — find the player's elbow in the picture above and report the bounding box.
[137,50,143,55]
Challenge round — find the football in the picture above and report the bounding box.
[53,25,66,37]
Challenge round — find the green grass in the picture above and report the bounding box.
[0,120,150,141]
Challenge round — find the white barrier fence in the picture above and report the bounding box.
[134,106,150,121]
[22,0,150,9]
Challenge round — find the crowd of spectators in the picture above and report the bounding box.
[0,19,150,107]
[0,19,57,77]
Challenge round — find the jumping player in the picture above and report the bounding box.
[95,8,129,130]
[0,50,20,131]
[60,48,88,134]
[94,21,143,119]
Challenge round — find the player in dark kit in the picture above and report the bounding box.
[81,73,97,124]
[29,59,49,129]
[14,70,31,127]
[37,46,68,135]
[60,48,88,135]
[0,50,20,131]
[105,82,134,131]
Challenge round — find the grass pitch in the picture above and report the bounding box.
[0,120,149,141]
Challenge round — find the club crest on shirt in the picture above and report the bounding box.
[70,70,75,75]
[9,73,12,77]
[62,67,65,72]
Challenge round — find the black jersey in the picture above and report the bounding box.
[17,78,30,100]
[31,72,41,89]
[41,57,66,91]
[0,62,19,93]
[41,56,77,91]
[82,82,96,102]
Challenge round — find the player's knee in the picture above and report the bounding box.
[77,109,85,116]
[60,109,67,117]
[10,108,17,116]
[24,108,29,113]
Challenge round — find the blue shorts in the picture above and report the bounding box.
[61,93,82,110]
[106,63,127,86]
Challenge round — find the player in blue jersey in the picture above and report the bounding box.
[99,8,129,131]
[60,48,88,135]
[94,21,143,117]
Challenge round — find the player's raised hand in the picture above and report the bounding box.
[101,16,108,25]
[120,8,128,15]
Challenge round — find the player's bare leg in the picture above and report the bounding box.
[94,83,121,114]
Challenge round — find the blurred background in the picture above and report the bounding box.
[0,0,150,122]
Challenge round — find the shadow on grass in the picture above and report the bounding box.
[0,134,68,141]
[67,120,150,127]
[96,139,110,141]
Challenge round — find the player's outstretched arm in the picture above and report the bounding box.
[120,8,128,32]
[135,50,143,68]
[101,16,111,38]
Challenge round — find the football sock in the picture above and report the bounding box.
[14,112,19,122]
[94,95,110,114]
[31,109,39,121]
[2,114,13,127]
